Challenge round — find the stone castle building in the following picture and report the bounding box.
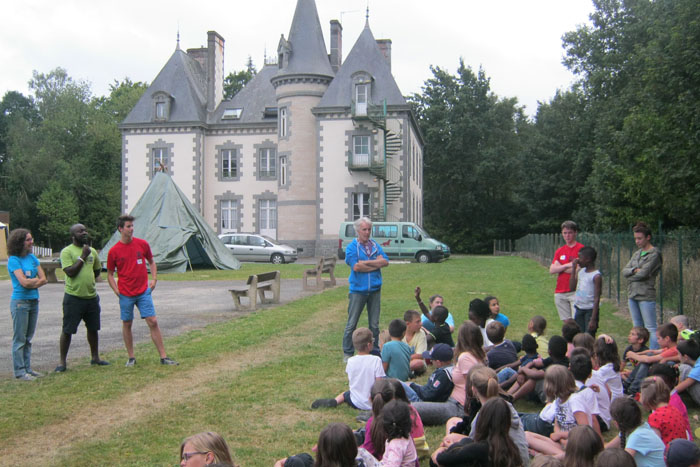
[120,0,424,256]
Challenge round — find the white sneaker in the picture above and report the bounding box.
[17,374,36,381]
[28,370,44,378]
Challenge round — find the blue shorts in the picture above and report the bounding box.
[342,390,361,410]
[119,288,156,321]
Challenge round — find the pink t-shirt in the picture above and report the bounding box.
[669,391,693,441]
[450,352,481,406]
[362,405,425,459]
[382,437,418,467]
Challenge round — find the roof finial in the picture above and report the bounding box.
[366,2,369,21]
[176,23,180,50]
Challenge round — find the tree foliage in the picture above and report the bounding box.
[223,56,257,100]
[0,69,146,247]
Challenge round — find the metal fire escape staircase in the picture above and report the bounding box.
[351,99,402,221]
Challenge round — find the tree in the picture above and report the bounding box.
[36,181,78,247]
[410,60,529,252]
[223,56,257,100]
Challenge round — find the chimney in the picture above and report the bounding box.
[187,47,208,72]
[206,31,225,112]
[330,20,343,73]
[376,39,392,71]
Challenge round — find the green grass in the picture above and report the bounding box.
[0,256,697,465]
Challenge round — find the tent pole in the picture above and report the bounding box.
[182,246,194,272]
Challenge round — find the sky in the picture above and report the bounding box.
[0,0,594,116]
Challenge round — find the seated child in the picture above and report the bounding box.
[428,306,454,348]
[606,397,665,466]
[569,348,603,435]
[649,363,692,441]
[625,323,680,395]
[569,246,602,336]
[670,315,695,341]
[407,344,455,403]
[469,298,493,348]
[572,332,595,355]
[311,327,385,410]
[382,319,412,381]
[414,286,454,333]
[675,337,700,406]
[509,335,569,403]
[666,439,700,467]
[562,319,581,358]
[641,376,690,447]
[592,334,624,402]
[498,334,539,390]
[484,295,510,328]
[621,326,649,386]
[529,315,549,357]
[485,321,518,372]
[402,309,428,375]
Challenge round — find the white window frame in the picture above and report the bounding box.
[352,193,370,220]
[220,199,239,233]
[221,149,237,179]
[279,107,287,137]
[279,155,288,186]
[353,135,370,167]
[152,147,168,175]
[259,148,276,178]
[259,199,277,238]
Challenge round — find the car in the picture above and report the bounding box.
[338,221,447,263]
[218,233,298,264]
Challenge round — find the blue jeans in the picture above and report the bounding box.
[498,367,517,384]
[343,291,381,356]
[402,382,421,402]
[628,299,658,349]
[574,306,597,337]
[11,299,39,378]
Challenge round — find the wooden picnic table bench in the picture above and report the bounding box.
[302,256,337,291]
[229,271,281,310]
[40,260,62,283]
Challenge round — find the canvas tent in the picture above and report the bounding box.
[0,222,7,260]
[99,172,240,273]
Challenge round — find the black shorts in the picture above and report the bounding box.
[62,294,101,334]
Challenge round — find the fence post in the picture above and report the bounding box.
[679,235,683,315]
[658,221,664,322]
[616,235,621,304]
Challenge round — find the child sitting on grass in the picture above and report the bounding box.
[415,286,455,333]
[485,321,518,385]
[621,326,649,387]
[429,306,454,348]
[572,332,595,355]
[569,348,603,436]
[649,363,692,441]
[562,320,581,358]
[382,319,412,381]
[592,334,623,402]
[499,334,539,390]
[484,295,510,328]
[312,327,385,410]
[640,376,691,447]
[606,397,665,465]
[469,298,493,348]
[406,344,454,403]
[509,335,569,403]
[625,322,680,395]
[569,246,602,337]
[529,315,549,357]
[670,314,695,341]
[402,310,427,375]
[676,337,700,406]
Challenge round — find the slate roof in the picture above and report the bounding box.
[318,23,406,108]
[122,49,207,125]
[276,0,334,78]
[209,64,278,125]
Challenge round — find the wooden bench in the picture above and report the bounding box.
[229,271,281,310]
[303,256,337,291]
[40,260,62,283]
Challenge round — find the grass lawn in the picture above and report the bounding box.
[0,255,697,466]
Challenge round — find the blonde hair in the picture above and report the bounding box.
[469,365,500,400]
[530,455,563,467]
[180,432,235,466]
[640,376,670,411]
[543,364,577,402]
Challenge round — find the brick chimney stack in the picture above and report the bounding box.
[330,20,342,72]
[206,31,225,112]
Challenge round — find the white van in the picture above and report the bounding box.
[338,221,446,263]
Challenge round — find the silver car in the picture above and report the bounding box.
[218,233,298,264]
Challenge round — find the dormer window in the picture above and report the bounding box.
[152,91,172,122]
[356,84,368,116]
[222,108,243,120]
[352,72,373,118]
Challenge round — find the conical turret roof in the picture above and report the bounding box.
[276,0,333,78]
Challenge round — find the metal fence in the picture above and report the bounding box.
[32,245,53,258]
[495,231,700,327]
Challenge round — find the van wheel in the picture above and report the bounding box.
[271,253,284,264]
[416,251,431,263]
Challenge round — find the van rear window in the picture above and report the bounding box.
[345,225,357,237]
[373,225,398,238]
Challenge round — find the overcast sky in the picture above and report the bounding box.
[0,0,594,116]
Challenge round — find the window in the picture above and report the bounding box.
[259,148,276,178]
[279,155,288,186]
[356,84,368,115]
[352,193,370,220]
[353,135,370,166]
[259,199,277,230]
[156,102,166,119]
[373,225,398,238]
[279,107,287,137]
[152,148,168,175]
[221,149,237,178]
[403,225,420,240]
[220,200,239,232]
[222,108,243,120]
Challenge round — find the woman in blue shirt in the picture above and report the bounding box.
[7,228,47,380]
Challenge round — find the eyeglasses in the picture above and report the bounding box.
[181,451,208,462]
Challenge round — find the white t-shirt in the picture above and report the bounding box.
[586,372,612,429]
[570,381,601,426]
[593,362,624,401]
[346,354,385,410]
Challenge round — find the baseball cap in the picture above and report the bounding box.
[422,343,453,362]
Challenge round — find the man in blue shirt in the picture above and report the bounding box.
[343,217,389,360]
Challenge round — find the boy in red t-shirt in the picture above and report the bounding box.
[549,220,584,321]
[624,323,679,395]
